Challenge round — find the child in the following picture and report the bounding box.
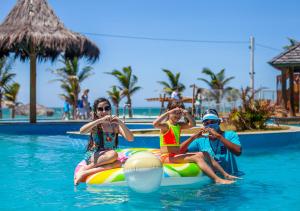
[153,101,237,184]
[74,97,134,185]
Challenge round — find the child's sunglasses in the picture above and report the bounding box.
[97,106,111,112]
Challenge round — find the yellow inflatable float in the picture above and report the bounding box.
[74,148,205,192]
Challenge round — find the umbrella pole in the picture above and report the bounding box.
[29,47,37,123]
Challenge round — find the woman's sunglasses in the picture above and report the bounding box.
[97,106,111,112]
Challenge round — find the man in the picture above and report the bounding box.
[171,88,180,101]
[182,109,242,175]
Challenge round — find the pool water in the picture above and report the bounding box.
[0,134,300,210]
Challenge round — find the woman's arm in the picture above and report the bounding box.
[79,116,110,134]
[113,117,134,141]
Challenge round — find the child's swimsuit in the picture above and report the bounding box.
[84,129,118,164]
[159,121,181,162]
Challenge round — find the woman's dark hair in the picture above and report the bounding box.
[167,100,185,111]
[92,98,111,120]
[86,97,118,151]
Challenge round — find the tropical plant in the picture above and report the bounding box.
[51,56,93,119]
[228,87,275,131]
[226,88,240,108]
[4,82,20,118]
[107,86,123,116]
[283,37,299,50]
[198,68,235,109]
[157,69,185,97]
[0,56,16,119]
[106,66,141,118]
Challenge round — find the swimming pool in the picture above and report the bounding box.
[1,134,300,210]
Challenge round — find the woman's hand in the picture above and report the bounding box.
[99,115,113,123]
[111,116,122,125]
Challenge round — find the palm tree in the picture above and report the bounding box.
[0,56,16,119]
[157,69,185,97]
[106,66,141,118]
[4,82,20,118]
[283,37,299,50]
[226,88,240,108]
[107,86,123,116]
[198,68,234,110]
[51,56,93,119]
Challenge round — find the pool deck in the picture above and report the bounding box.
[66,125,300,137]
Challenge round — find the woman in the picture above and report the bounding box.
[74,97,134,185]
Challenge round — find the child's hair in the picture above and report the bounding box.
[92,97,111,120]
[167,100,185,111]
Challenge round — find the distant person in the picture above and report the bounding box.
[186,109,242,175]
[62,99,70,120]
[153,101,237,184]
[76,99,85,120]
[171,88,180,100]
[81,89,90,119]
[195,92,203,119]
[74,98,134,185]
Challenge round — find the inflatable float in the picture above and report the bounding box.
[74,148,205,192]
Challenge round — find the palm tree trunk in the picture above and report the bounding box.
[127,96,133,118]
[11,106,15,119]
[289,67,295,116]
[29,46,37,123]
[116,104,119,116]
[281,70,287,109]
[72,102,77,120]
[0,93,2,119]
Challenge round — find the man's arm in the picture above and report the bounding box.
[208,128,242,156]
[180,129,204,153]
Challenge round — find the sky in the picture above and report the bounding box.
[1,0,300,107]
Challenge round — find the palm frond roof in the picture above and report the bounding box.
[0,0,99,61]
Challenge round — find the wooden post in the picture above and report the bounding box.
[29,45,37,123]
[281,70,287,109]
[159,94,163,115]
[289,67,295,116]
[191,84,195,116]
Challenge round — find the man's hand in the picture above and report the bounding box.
[207,128,222,139]
[191,128,207,139]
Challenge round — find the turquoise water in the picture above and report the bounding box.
[0,107,162,120]
[1,134,300,210]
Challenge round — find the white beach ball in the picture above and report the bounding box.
[124,151,163,193]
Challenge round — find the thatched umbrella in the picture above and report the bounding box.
[0,0,100,123]
[146,97,193,103]
[15,103,54,116]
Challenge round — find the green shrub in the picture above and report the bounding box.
[228,87,275,131]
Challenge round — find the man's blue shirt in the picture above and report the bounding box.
[188,130,241,175]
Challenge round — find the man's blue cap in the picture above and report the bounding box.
[202,109,221,122]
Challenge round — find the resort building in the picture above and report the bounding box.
[269,42,300,116]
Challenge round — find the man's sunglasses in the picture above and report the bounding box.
[97,106,111,112]
[203,119,219,126]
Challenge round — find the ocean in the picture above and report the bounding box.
[0,107,162,121]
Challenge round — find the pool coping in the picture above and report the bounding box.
[66,125,300,137]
